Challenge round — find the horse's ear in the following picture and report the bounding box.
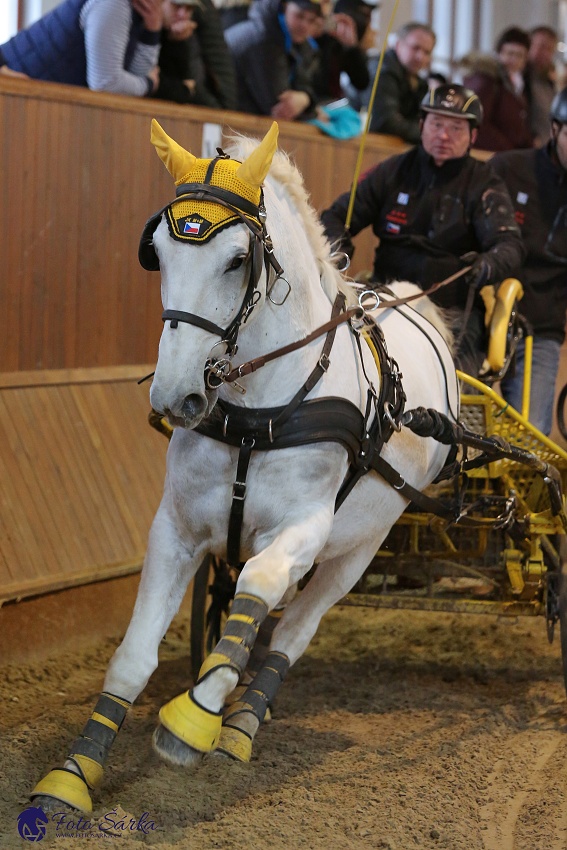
[236,122,279,189]
[150,119,197,183]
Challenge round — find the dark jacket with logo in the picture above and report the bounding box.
[368,48,428,143]
[320,145,525,311]
[0,0,143,86]
[225,0,317,116]
[491,143,567,343]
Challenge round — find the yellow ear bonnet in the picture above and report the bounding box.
[150,120,279,244]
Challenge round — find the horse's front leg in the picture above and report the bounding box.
[31,505,200,812]
[153,508,333,765]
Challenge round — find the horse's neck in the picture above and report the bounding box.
[222,277,353,409]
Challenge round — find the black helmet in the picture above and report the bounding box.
[420,84,483,129]
[551,87,567,125]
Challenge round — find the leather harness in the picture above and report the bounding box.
[141,166,559,570]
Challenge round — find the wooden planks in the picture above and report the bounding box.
[0,367,166,603]
[0,78,410,373]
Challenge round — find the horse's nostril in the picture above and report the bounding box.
[181,394,207,421]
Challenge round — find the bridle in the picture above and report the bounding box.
[139,173,288,388]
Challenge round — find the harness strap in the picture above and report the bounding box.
[370,454,459,521]
[227,438,255,567]
[162,309,226,336]
[270,293,346,430]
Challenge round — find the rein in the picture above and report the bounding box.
[359,266,472,311]
[223,303,364,384]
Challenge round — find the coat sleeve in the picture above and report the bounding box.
[194,0,238,110]
[320,164,385,256]
[471,168,526,283]
[341,45,370,91]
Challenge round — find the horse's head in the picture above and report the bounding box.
[140,120,279,429]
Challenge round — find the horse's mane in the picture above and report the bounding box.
[226,134,356,307]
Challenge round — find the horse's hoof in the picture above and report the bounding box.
[152,723,204,768]
[30,768,92,813]
[158,690,222,752]
[30,794,78,814]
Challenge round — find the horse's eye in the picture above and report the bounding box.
[226,256,245,272]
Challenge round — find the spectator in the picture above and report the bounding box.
[524,25,558,147]
[491,88,567,435]
[367,21,436,143]
[225,0,324,120]
[462,26,533,151]
[320,85,525,376]
[155,0,237,108]
[0,0,162,97]
[427,70,447,90]
[311,0,371,104]
[212,0,252,31]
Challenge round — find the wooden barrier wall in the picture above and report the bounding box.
[0,77,408,374]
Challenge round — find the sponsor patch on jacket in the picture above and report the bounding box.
[386,222,401,233]
[516,191,528,205]
[397,192,409,205]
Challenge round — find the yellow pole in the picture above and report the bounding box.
[345,0,401,231]
[521,334,533,420]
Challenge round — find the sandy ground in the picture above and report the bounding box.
[2,603,567,850]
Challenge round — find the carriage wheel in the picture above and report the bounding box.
[556,383,567,443]
[189,556,236,683]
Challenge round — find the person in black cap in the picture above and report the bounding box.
[225,0,326,118]
[491,88,567,434]
[321,84,525,376]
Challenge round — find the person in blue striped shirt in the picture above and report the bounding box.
[0,0,163,97]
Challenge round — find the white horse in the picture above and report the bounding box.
[31,121,459,812]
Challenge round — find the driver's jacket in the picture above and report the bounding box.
[321,144,525,311]
[491,143,567,343]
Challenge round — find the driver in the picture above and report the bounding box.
[320,83,526,377]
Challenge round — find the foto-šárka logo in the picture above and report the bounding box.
[17,804,157,840]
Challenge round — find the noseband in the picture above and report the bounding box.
[139,181,285,367]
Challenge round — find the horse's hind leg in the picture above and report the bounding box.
[31,508,197,813]
[216,649,290,761]
[215,545,380,761]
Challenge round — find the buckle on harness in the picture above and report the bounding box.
[232,481,246,500]
[318,353,330,372]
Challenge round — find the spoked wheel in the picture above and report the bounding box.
[556,383,567,443]
[190,556,236,683]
